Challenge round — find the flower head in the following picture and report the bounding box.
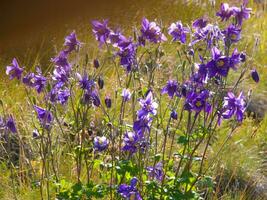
[64,31,81,53]
[92,20,111,46]
[168,21,189,43]
[222,91,246,122]
[147,162,164,181]
[161,80,179,98]
[184,90,211,113]
[137,91,158,118]
[192,18,208,29]
[6,58,24,80]
[122,131,139,153]
[207,47,229,77]
[34,106,53,129]
[122,89,131,102]
[232,2,252,26]
[6,116,17,133]
[118,177,142,200]
[216,3,234,21]
[140,18,167,45]
[94,136,109,151]
[223,24,241,44]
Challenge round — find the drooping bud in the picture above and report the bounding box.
[251,69,259,83]
[93,59,100,69]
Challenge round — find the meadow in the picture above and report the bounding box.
[0,1,267,199]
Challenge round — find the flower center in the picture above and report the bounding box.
[195,101,202,108]
[217,60,225,67]
[230,34,237,40]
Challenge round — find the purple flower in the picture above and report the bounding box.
[77,73,95,91]
[117,38,136,72]
[105,95,112,108]
[140,18,167,45]
[34,105,53,129]
[184,90,211,113]
[240,52,246,62]
[98,76,104,89]
[137,91,158,118]
[222,92,246,122]
[92,20,111,46]
[23,68,46,93]
[232,3,252,26]
[81,90,100,107]
[191,24,223,48]
[229,48,241,70]
[118,177,142,200]
[223,24,241,44]
[146,162,164,181]
[122,89,131,102]
[57,88,70,104]
[64,31,81,53]
[161,80,179,98]
[168,21,189,43]
[216,3,234,21]
[251,69,259,83]
[122,131,139,153]
[207,47,229,77]
[6,58,24,80]
[52,51,70,70]
[192,18,208,29]
[133,115,152,137]
[6,116,17,133]
[93,136,109,151]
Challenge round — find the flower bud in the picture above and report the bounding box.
[171,111,178,120]
[251,69,259,83]
[93,59,100,69]
[105,96,112,108]
[98,76,104,89]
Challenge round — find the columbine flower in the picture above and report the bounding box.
[147,162,164,181]
[64,31,81,53]
[161,80,179,98]
[216,3,234,21]
[122,131,139,153]
[117,37,136,72]
[122,89,131,102]
[6,116,17,133]
[251,69,259,83]
[232,2,252,26]
[192,18,208,29]
[133,115,152,137]
[168,21,189,43]
[93,136,108,151]
[140,18,167,45]
[223,24,241,44]
[118,177,142,200]
[207,47,229,77]
[229,48,241,70]
[184,90,211,113]
[92,20,111,46]
[222,91,246,122]
[23,68,46,93]
[6,58,24,80]
[191,24,223,48]
[77,73,95,91]
[137,91,158,118]
[82,90,101,107]
[34,105,53,129]
[52,51,70,70]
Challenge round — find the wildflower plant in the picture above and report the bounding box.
[1,1,259,199]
